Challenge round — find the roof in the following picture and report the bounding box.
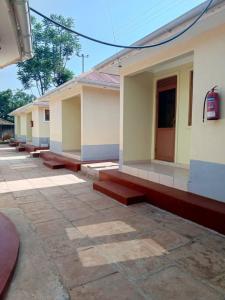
[34,71,120,103]
[78,71,120,85]
[0,0,33,68]
[94,0,225,73]
[9,101,49,116]
[0,118,14,126]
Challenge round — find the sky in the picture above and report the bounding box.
[0,0,205,95]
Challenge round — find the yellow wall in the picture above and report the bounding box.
[31,106,39,138]
[38,107,50,138]
[190,26,225,164]
[62,96,81,151]
[15,116,21,136]
[26,112,32,141]
[122,72,152,162]
[20,114,27,136]
[82,86,119,146]
[49,99,62,144]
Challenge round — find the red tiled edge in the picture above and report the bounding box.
[9,141,20,147]
[23,144,49,153]
[98,170,225,235]
[0,213,20,299]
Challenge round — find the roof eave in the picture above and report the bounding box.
[11,0,33,63]
[94,0,224,71]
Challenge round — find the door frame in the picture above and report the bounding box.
[155,75,177,162]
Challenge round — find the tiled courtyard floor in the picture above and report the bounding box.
[0,145,225,299]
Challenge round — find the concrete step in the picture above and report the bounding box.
[43,160,65,169]
[93,180,145,206]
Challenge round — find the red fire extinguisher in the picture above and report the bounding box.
[203,86,220,122]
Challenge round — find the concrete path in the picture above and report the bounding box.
[0,145,225,300]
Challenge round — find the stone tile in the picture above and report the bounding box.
[65,186,93,196]
[55,247,118,288]
[39,186,68,196]
[142,207,207,239]
[13,188,39,198]
[194,233,225,255]
[100,206,137,219]
[26,208,62,224]
[44,233,91,258]
[169,242,225,280]
[139,228,190,251]
[19,200,52,214]
[211,273,225,293]
[77,191,105,202]
[122,214,162,234]
[34,218,72,238]
[61,206,97,222]
[84,196,119,211]
[42,190,72,201]
[0,193,17,208]
[15,192,47,204]
[72,213,119,229]
[78,218,135,237]
[138,266,224,300]
[50,198,87,211]
[70,272,145,300]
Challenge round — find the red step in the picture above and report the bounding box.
[24,144,49,153]
[40,151,81,172]
[9,142,19,147]
[16,146,25,152]
[43,160,65,169]
[30,151,40,158]
[93,180,145,205]
[96,170,225,235]
[0,213,19,299]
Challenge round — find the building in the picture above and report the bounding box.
[0,118,14,140]
[36,71,120,161]
[10,101,50,147]
[94,0,225,203]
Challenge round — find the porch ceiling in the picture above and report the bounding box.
[144,52,193,74]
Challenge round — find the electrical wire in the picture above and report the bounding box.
[30,0,213,49]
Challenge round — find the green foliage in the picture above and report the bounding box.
[17,15,81,95]
[0,89,35,122]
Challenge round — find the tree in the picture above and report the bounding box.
[17,15,81,96]
[0,89,35,122]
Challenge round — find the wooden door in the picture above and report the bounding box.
[155,76,177,162]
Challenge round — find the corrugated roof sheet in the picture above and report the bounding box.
[0,118,14,125]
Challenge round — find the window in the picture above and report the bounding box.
[188,71,193,126]
[44,109,50,121]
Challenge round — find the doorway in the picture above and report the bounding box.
[155,76,177,162]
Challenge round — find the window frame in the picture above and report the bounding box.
[44,109,50,122]
[188,70,193,126]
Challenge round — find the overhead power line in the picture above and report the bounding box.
[30,0,213,49]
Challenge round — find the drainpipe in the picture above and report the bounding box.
[10,0,33,61]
